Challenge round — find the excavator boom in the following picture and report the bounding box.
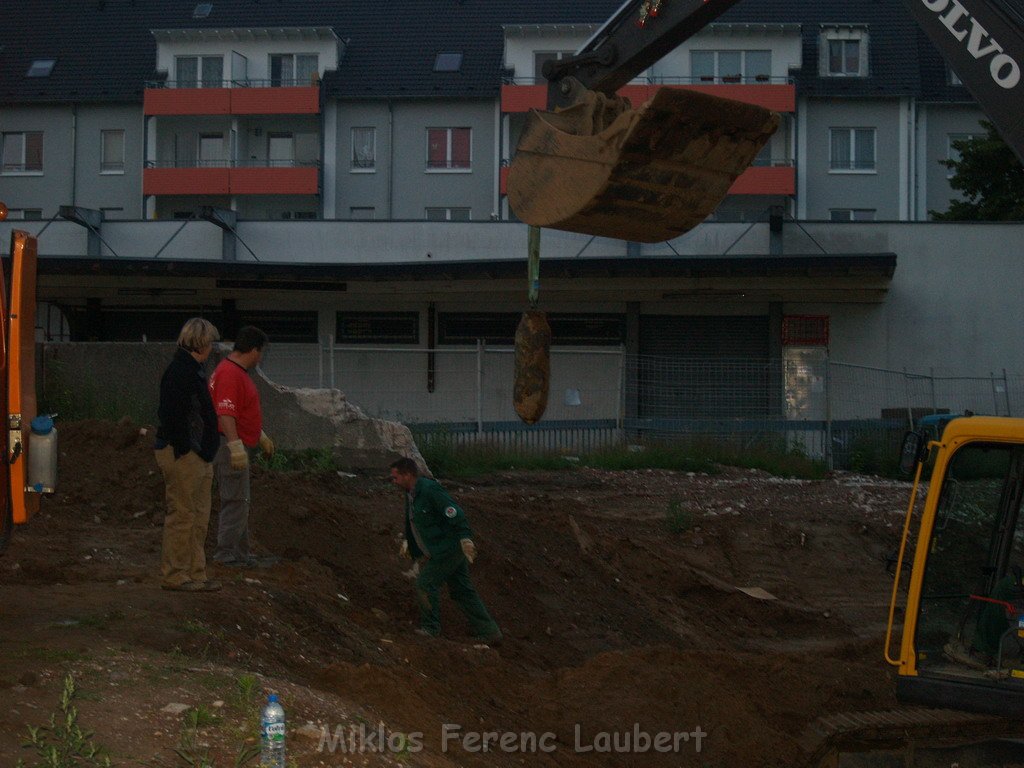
[508,0,1024,241]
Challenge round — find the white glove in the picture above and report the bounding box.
[259,430,275,459]
[227,439,248,471]
[460,539,476,565]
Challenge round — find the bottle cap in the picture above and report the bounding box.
[268,694,278,703]
[31,414,54,435]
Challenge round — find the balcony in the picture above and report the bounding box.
[144,79,320,116]
[501,76,795,114]
[144,160,320,196]
[500,161,793,197]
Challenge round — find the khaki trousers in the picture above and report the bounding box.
[155,447,214,587]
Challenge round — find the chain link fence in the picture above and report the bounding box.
[40,340,1024,469]
[255,340,1024,467]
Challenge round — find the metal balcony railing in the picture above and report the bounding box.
[501,74,793,86]
[144,159,322,169]
[145,77,321,89]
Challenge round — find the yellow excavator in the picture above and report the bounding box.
[505,0,1024,761]
[0,204,51,554]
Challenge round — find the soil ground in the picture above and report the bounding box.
[0,420,936,767]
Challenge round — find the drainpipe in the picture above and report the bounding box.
[70,103,78,206]
[387,99,395,219]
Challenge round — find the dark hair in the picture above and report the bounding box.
[233,326,268,354]
[389,457,419,476]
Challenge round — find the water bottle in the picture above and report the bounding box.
[260,694,286,768]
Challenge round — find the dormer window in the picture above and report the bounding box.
[821,26,869,77]
[26,59,56,77]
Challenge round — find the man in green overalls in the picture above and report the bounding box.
[389,457,502,645]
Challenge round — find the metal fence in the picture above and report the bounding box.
[255,340,1024,467]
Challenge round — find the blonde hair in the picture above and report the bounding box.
[177,317,220,352]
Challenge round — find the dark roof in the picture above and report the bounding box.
[0,0,984,103]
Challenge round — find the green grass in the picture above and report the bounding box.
[664,499,695,534]
[257,447,340,472]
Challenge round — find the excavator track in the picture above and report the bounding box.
[800,707,1024,767]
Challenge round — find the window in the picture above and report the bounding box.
[270,54,319,86]
[947,133,985,176]
[426,127,471,171]
[176,55,223,87]
[351,127,376,171]
[2,131,43,173]
[821,27,869,77]
[829,209,876,221]
[279,210,317,220]
[336,312,419,344]
[198,133,226,167]
[349,207,375,219]
[829,127,875,172]
[26,59,56,77]
[434,53,463,72]
[5,208,43,220]
[425,207,470,221]
[101,129,125,173]
[267,132,294,167]
[690,50,771,83]
[534,51,575,81]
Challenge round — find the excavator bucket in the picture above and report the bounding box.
[507,87,780,243]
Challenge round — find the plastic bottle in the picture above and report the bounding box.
[27,414,58,493]
[260,694,286,768]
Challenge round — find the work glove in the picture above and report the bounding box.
[259,430,275,459]
[460,538,476,565]
[400,540,410,559]
[227,439,248,471]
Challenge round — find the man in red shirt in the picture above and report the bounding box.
[208,326,276,567]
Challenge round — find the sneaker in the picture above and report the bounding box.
[219,555,279,569]
[161,581,204,592]
[197,579,222,592]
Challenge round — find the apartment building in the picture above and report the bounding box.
[1,0,1021,427]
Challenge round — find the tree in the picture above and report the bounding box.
[931,120,1024,221]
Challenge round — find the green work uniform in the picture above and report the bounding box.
[404,477,500,640]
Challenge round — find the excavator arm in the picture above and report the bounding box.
[507,0,1024,241]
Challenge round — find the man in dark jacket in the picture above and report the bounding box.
[390,457,501,644]
[155,318,222,592]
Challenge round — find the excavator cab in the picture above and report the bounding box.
[889,417,1024,714]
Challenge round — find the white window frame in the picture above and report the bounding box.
[689,50,772,83]
[100,129,125,174]
[351,127,376,172]
[1,131,44,175]
[175,55,224,88]
[829,208,876,221]
[820,27,869,78]
[828,127,877,174]
[269,53,319,86]
[425,207,471,221]
[425,127,472,173]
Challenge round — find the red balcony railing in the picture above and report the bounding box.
[143,161,319,196]
[501,77,796,114]
[144,81,320,116]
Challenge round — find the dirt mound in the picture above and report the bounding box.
[0,420,919,767]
